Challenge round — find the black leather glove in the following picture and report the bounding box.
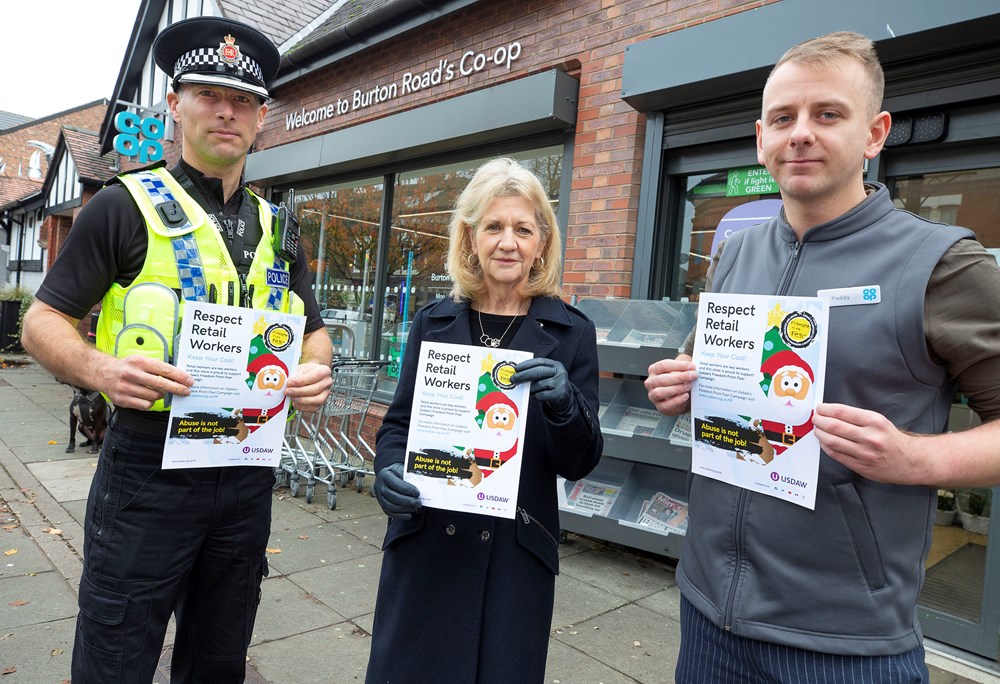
[511,358,576,419]
[373,462,422,519]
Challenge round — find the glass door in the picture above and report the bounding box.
[888,165,1000,660]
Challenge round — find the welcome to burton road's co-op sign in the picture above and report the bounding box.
[284,41,524,131]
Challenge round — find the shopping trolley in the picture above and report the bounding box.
[276,359,387,509]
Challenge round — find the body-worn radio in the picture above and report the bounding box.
[272,188,300,263]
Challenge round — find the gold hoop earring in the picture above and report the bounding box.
[533,256,545,271]
[467,253,480,268]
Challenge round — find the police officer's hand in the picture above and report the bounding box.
[285,362,333,414]
[373,463,422,519]
[102,355,194,410]
[511,358,576,419]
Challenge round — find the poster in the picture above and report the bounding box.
[691,293,827,509]
[163,301,304,469]
[403,341,532,519]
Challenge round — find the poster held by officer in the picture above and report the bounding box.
[163,300,304,469]
[690,293,828,509]
[403,341,532,519]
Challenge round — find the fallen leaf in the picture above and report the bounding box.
[8,600,27,607]
[297,535,309,540]
[47,440,58,445]
[0,633,11,640]
[46,528,62,536]
[51,647,64,656]
[265,548,282,554]
[2,666,16,675]
[1,525,17,531]
[90,463,97,468]
[3,549,15,556]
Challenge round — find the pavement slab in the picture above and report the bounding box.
[249,622,372,683]
[25,457,98,503]
[251,575,347,646]
[0,616,76,684]
[284,557,383,621]
[0,570,78,630]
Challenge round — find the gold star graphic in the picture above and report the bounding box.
[767,304,786,329]
[253,316,269,336]
[480,352,496,374]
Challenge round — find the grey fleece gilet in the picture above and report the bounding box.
[677,184,973,656]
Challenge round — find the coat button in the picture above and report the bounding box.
[445,524,456,536]
[480,530,490,542]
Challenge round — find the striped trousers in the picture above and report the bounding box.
[676,596,929,683]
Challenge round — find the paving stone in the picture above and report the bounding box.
[266,522,382,576]
[1,528,55,578]
[283,555,383,621]
[251,575,346,646]
[559,546,675,602]
[545,637,640,684]
[25,458,98,503]
[0,570,78,629]
[552,571,630,631]
[552,603,681,683]
[0,616,76,683]
[248,622,372,683]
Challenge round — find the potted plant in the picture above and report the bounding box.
[958,487,992,535]
[935,488,956,525]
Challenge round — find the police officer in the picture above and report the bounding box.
[22,16,333,683]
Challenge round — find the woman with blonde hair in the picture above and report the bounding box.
[367,157,603,683]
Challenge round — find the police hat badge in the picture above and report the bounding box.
[153,16,280,100]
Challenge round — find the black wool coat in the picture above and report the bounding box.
[365,296,603,684]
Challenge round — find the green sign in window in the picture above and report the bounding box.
[727,166,779,197]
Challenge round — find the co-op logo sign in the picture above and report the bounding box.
[286,41,523,131]
[770,471,807,488]
[477,492,509,503]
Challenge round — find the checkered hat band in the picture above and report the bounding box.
[174,47,264,84]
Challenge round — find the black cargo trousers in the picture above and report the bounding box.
[71,410,274,683]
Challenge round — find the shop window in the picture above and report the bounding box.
[290,145,563,396]
[667,167,782,301]
[890,166,1000,264]
[380,147,563,394]
[294,177,384,358]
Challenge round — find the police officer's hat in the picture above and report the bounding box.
[153,16,279,100]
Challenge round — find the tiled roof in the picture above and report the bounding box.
[62,126,118,185]
[0,177,42,211]
[220,0,331,46]
[294,0,395,47]
[0,111,33,131]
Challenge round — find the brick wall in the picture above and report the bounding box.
[253,0,773,432]
[256,0,771,302]
[0,102,106,183]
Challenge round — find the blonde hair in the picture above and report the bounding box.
[770,31,884,116]
[446,157,563,302]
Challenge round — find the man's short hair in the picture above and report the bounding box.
[770,31,884,116]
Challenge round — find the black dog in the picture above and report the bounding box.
[68,387,109,454]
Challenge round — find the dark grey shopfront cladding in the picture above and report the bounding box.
[620,0,1000,663]
[245,70,578,396]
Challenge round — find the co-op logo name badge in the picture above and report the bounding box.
[770,471,807,488]
[477,492,509,503]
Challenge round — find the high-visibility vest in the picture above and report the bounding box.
[95,167,304,411]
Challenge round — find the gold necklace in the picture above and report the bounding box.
[478,309,520,348]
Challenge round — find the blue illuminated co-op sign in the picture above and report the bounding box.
[113,111,164,163]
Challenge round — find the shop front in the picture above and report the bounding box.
[98,0,1000,668]
[620,0,1000,663]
